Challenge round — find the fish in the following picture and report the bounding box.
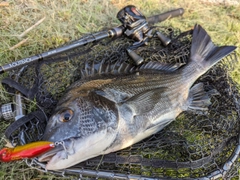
[38,24,236,170]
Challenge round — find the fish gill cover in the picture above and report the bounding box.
[1,26,239,179]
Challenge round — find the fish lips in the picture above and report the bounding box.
[38,145,64,162]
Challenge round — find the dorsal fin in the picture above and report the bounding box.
[80,60,137,80]
[80,60,184,80]
[138,61,184,72]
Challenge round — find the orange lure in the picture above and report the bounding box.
[0,141,55,162]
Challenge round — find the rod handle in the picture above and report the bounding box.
[147,8,184,25]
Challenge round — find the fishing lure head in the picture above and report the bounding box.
[0,148,13,162]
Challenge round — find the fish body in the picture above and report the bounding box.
[39,25,236,170]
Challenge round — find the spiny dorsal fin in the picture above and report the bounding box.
[80,60,184,80]
[80,60,137,79]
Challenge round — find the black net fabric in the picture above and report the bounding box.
[1,27,240,179]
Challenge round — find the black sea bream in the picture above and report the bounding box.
[38,25,236,170]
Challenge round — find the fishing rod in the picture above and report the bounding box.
[0,6,184,74]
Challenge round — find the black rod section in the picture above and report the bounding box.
[0,30,112,74]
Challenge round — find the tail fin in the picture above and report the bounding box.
[190,24,236,70]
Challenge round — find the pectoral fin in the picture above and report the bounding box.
[123,87,167,115]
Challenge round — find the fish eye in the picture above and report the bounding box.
[59,109,74,122]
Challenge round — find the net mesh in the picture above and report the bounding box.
[1,26,240,179]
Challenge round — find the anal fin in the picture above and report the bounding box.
[187,83,217,114]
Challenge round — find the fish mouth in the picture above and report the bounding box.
[38,138,75,163]
[38,145,64,162]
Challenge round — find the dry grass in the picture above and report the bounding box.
[0,0,239,179]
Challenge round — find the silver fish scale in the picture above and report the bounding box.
[90,91,118,130]
[101,71,189,105]
[131,92,176,131]
[76,97,98,136]
[136,89,184,126]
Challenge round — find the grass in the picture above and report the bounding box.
[0,0,240,179]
